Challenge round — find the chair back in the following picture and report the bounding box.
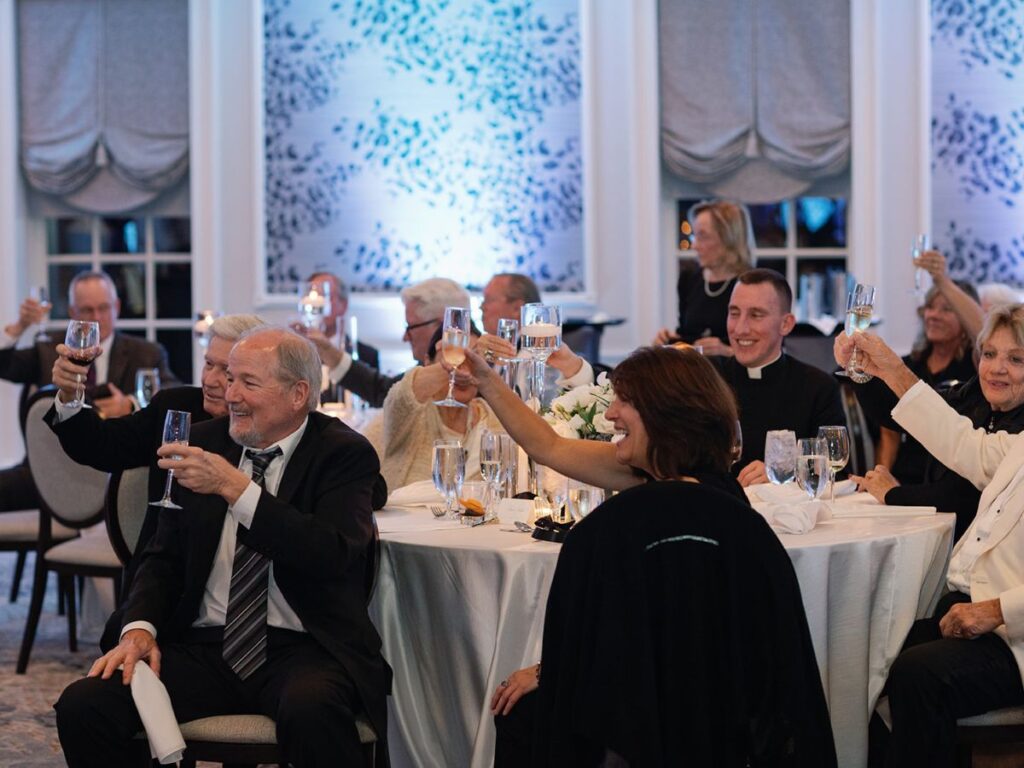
[839,380,874,475]
[105,467,150,565]
[24,389,109,529]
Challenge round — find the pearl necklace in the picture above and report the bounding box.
[704,274,732,298]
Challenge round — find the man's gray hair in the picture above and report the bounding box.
[68,271,118,307]
[494,273,541,305]
[239,327,322,412]
[209,314,267,343]
[400,277,470,323]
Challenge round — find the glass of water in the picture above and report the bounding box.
[795,438,829,501]
[135,368,161,409]
[432,439,465,518]
[567,480,605,522]
[764,430,797,485]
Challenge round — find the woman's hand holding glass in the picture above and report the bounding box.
[833,332,921,396]
[435,307,471,408]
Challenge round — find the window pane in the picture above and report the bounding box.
[675,199,704,251]
[104,263,147,319]
[756,257,787,277]
[157,329,193,383]
[795,258,848,320]
[155,263,192,319]
[748,203,787,248]
[99,218,146,254]
[796,197,847,248]
[153,217,192,252]
[46,217,92,254]
[47,263,91,318]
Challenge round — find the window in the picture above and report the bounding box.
[676,197,849,322]
[43,216,195,381]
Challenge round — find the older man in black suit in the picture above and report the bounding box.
[54,327,389,767]
[0,271,179,512]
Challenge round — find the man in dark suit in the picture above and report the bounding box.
[0,271,180,512]
[308,271,380,370]
[55,327,389,767]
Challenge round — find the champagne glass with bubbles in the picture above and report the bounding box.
[844,284,876,383]
[150,410,191,509]
[432,439,466,518]
[64,320,100,408]
[817,425,850,504]
[479,429,503,520]
[795,438,830,501]
[764,430,797,485]
[31,286,52,342]
[434,306,471,408]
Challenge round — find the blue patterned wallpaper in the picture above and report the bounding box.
[932,0,1024,286]
[263,0,583,295]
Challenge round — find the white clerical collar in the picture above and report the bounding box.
[745,352,783,380]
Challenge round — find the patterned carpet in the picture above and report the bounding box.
[0,551,93,767]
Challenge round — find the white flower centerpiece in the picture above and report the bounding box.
[542,372,616,441]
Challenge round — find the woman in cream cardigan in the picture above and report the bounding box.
[835,309,1024,768]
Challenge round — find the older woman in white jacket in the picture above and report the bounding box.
[836,309,1024,768]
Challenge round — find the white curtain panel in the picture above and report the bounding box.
[659,0,850,201]
[18,0,188,212]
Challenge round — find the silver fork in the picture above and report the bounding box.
[429,505,447,518]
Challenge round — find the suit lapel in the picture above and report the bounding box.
[275,416,319,505]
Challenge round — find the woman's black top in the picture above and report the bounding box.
[674,263,735,344]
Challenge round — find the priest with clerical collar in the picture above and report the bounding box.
[713,268,846,486]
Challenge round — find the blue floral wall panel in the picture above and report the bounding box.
[263,0,583,295]
[932,0,1024,287]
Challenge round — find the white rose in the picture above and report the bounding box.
[568,414,586,434]
[593,412,615,435]
[551,419,578,439]
[595,371,609,387]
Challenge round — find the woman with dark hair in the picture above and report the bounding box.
[456,345,833,766]
[653,200,755,355]
[873,281,980,483]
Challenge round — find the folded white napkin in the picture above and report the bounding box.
[747,479,857,504]
[387,480,444,507]
[130,661,185,765]
[752,500,831,534]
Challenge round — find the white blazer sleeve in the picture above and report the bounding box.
[891,380,1019,489]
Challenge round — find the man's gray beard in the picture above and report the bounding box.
[229,421,263,448]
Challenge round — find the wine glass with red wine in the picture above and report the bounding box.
[64,320,100,408]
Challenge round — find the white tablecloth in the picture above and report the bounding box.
[370,507,955,768]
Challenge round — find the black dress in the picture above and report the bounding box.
[674,263,735,344]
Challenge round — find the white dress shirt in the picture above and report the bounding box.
[123,417,310,640]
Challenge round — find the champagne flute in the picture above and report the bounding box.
[764,430,797,485]
[844,284,876,383]
[135,368,161,409]
[31,286,52,342]
[150,410,192,509]
[63,320,100,409]
[911,233,928,297]
[479,429,503,520]
[497,432,518,498]
[496,318,520,361]
[817,425,850,503]
[434,306,471,408]
[432,439,466,518]
[731,420,743,468]
[538,465,569,523]
[795,438,830,501]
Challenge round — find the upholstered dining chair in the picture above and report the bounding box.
[16,389,119,674]
[105,466,150,570]
[956,706,1024,767]
[4,381,45,603]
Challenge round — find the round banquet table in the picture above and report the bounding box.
[369,507,955,768]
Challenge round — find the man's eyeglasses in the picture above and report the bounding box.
[404,318,439,335]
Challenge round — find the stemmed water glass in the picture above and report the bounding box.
[434,306,471,408]
[520,304,561,407]
[911,234,928,297]
[135,368,161,409]
[479,429,503,520]
[432,439,466,518]
[844,284,876,383]
[497,432,517,498]
[63,320,100,409]
[496,318,520,360]
[567,480,605,521]
[764,430,797,485]
[150,410,192,509]
[795,438,829,501]
[817,425,850,503]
